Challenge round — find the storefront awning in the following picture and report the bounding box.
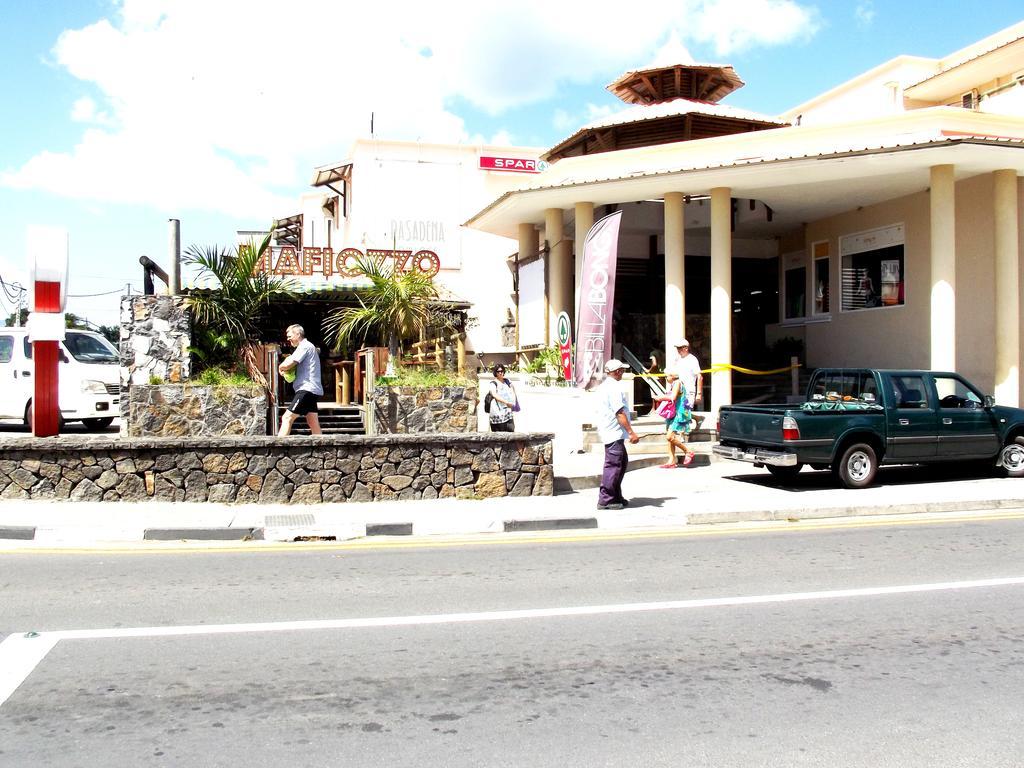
[185,275,374,293]
[465,108,1024,239]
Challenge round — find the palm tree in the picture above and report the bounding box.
[322,253,451,376]
[183,232,297,385]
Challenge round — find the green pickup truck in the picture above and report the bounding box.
[713,368,1024,488]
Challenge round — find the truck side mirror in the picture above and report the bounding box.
[984,395,996,409]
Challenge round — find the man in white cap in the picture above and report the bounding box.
[595,359,640,510]
[669,339,703,412]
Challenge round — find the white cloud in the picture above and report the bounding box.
[552,103,617,137]
[70,97,96,122]
[686,0,820,55]
[552,109,576,133]
[70,96,112,125]
[3,0,820,218]
[855,1,876,26]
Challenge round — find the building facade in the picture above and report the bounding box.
[464,20,1024,415]
[270,139,546,361]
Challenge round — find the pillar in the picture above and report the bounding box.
[517,223,537,352]
[930,164,956,371]
[994,169,1020,406]
[545,207,571,347]
[664,191,686,366]
[710,187,732,415]
[574,202,594,305]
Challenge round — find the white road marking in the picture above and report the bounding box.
[0,633,59,709]
[2,575,1023,709]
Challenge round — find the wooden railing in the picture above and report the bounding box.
[402,333,466,375]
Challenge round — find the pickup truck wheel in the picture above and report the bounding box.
[766,464,803,481]
[998,441,1024,478]
[836,443,877,489]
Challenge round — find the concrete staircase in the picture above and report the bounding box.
[275,403,365,436]
[580,411,717,466]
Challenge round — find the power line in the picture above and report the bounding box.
[0,275,25,304]
[67,286,136,298]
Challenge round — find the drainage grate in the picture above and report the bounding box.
[265,513,317,527]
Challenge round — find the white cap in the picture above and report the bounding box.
[673,339,690,348]
[604,359,629,372]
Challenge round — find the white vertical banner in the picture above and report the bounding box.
[573,211,622,390]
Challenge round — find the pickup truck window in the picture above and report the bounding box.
[0,335,12,364]
[891,374,929,409]
[811,371,879,403]
[934,375,984,409]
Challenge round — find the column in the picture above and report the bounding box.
[545,207,571,347]
[994,169,1020,406]
[664,191,686,366]
[930,164,956,371]
[574,202,594,316]
[710,187,732,415]
[517,223,537,353]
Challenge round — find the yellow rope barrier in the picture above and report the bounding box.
[706,363,802,376]
[638,363,801,378]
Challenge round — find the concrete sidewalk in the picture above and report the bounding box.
[2,457,1024,546]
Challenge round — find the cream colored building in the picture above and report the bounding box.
[467,20,1024,415]
[272,138,545,359]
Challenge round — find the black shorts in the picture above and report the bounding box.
[490,419,514,432]
[288,391,320,415]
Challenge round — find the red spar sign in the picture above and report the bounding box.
[478,156,548,174]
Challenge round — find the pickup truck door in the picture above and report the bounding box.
[884,373,938,460]
[930,374,1000,459]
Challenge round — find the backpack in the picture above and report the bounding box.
[483,380,500,414]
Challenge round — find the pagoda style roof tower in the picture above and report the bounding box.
[607,63,745,104]
[543,62,786,162]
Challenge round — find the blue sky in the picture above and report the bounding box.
[2,0,1023,327]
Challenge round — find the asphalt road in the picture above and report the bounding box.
[2,517,1023,767]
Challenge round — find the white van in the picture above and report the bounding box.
[0,327,120,430]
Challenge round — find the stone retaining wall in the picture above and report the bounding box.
[372,385,478,434]
[0,433,553,504]
[119,295,192,430]
[127,384,267,437]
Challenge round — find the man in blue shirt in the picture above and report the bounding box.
[278,324,323,436]
[595,359,640,510]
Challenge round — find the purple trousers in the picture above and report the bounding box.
[598,439,628,506]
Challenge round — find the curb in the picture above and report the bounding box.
[504,517,598,532]
[686,496,1024,525]
[3,497,1023,544]
[0,526,36,541]
[143,527,258,541]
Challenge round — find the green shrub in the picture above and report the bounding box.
[148,374,165,385]
[376,368,469,388]
[520,346,566,378]
[195,367,256,387]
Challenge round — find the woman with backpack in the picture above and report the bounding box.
[487,364,518,432]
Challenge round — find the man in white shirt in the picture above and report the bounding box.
[278,324,323,436]
[669,339,703,410]
[595,359,640,510]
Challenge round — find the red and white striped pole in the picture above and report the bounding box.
[27,227,69,438]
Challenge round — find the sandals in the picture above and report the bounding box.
[682,453,694,466]
[658,462,678,469]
